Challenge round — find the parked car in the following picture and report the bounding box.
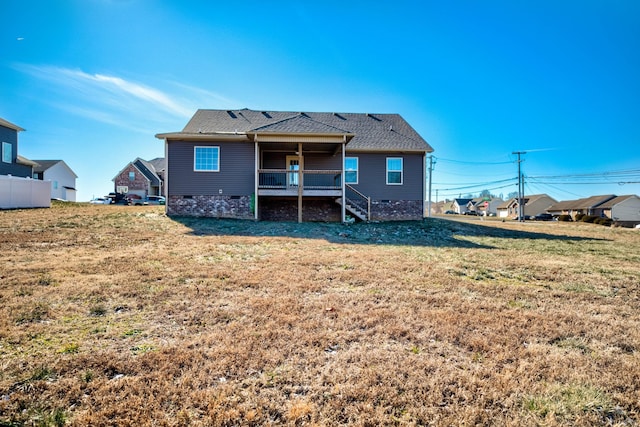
[108,192,129,205]
[145,196,166,205]
[514,215,533,220]
[444,210,457,215]
[89,197,111,204]
[126,194,143,205]
[131,196,165,206]
[463,210,477,216]
[533,213,554,221]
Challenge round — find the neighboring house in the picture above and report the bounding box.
[467,197,503,216]
[156,109,433,222]
[113,157,165,199]
[0,117,34,178]
[598,195,640,225]
[0,117,50,209]
[497,194,557,218]
[546,195,616,219]
[452,198,472,214]
[32,160,78,202]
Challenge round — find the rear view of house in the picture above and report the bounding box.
[156,109,433,222]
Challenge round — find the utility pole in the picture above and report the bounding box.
[427,155,435,217]
[512,151,526,222]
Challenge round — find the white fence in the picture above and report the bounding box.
[0,175,51,209]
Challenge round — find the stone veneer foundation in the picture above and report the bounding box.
[167,196,423,221]
[167,195,253,218]
[370,200,424,221]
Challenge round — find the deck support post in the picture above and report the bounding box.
[254,140,259,220]
[341,140,346,223]
[298,142,303,223]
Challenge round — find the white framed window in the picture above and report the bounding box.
[345,157,358,184]
[128,171,135,181]
[2,142,11,163]
[194,146,220,172]
[386,157,403,185]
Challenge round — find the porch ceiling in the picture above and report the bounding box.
[259,142,342,153]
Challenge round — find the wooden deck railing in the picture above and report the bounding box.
[258,169,342,190]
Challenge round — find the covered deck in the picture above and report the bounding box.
[252,135,348,222]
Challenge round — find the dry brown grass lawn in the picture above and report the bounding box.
[1,203,639,426]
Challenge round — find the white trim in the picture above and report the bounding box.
[386,157,403,185]
[193,146,220,172]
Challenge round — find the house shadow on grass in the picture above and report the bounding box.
[170,216,606,249]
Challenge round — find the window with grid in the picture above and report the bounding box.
[194,146,220,172]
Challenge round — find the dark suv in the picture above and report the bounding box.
[533,213,553,221]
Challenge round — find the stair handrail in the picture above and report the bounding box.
[345,184,370,220]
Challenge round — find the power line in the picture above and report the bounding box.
[434,156,513,165]
[435,177,517,192]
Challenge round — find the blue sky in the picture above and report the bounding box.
[1,0,639,202]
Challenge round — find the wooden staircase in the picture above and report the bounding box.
[336,185,371,222]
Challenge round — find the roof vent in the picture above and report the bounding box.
[227,110,237,119]
[261,111,272,119]
[389,125,393,131]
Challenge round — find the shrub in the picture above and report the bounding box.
[574,213,585,221]
[595,217,612,227]
[557,215,572,222]
[580,215,599,223]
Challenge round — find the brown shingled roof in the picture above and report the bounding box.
[159,109,433,153]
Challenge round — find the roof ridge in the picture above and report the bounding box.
[250,113,352,134]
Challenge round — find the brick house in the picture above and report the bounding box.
[112,157,165,199]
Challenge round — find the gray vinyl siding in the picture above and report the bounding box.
[347,152,424,201]
[261,152,341,170]
[168,141,254,196]
[0,125,31,178]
